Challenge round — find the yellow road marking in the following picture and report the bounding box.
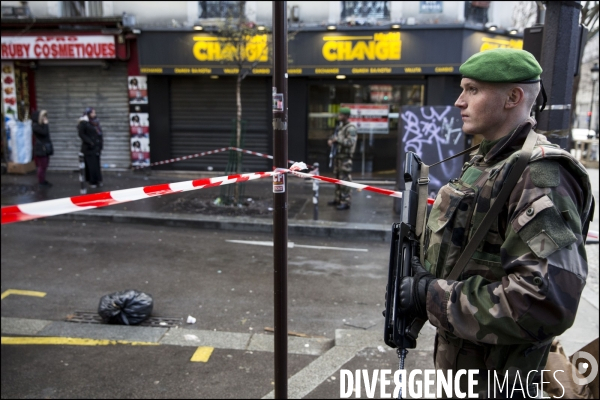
[190,346,214,362]
[1,337,158,346]
[1,289,47,300]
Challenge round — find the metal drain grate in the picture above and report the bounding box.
[65,311,182,328]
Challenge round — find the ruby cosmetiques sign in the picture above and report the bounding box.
[1,36,116,60]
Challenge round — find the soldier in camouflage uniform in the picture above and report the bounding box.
[327,107,357,210]
[398,48,595,397]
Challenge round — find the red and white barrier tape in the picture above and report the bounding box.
[1,162,406,224]
[228,147,273,161]
[284,166,435,205]
[3,161,597,245]
[228,147,314,168]
[133,147,230,169]
[1,171,277,225]
[134,146,313,170]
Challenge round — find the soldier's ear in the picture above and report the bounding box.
[505,86,525,110]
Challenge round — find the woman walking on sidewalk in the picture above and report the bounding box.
[78,107,103,188]
[32,110,53,188]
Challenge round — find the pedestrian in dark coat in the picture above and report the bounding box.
[78,107,103,187]
[32,109,53,187]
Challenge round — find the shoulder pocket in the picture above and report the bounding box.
[511,195,577,258]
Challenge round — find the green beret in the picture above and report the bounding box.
[460,48,542,83]
[339,107,351,115]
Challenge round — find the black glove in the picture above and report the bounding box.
[399,256,436,320]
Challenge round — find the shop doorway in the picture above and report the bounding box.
[307,81,424,179]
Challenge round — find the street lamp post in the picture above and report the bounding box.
[588,63,599,134]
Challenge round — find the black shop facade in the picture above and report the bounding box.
[137,26,523,178]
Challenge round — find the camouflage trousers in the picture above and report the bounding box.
[333,158,353,205]
[434,330,542,399]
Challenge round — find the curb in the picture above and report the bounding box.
[48,210,393,241]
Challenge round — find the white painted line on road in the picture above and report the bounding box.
[262,345,362,399]
[294,244,368,252]
[225,240,368,252]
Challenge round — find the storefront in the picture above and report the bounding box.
[1,30,133,171]
[137,26,523,177]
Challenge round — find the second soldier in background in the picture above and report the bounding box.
[327,107,357,210]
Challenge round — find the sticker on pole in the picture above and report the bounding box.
[273,173,285,193]
[272,93,284,112]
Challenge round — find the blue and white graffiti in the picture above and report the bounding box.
[401,105,465,196]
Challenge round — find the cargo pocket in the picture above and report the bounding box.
[511,195,577,259]
[425,181,476,277]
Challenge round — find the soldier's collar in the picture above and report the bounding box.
[483,117,537,162]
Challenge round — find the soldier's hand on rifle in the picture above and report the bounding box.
[399,257,436,320]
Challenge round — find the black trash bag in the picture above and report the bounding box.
[98,290,153,325]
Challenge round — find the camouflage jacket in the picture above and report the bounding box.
[423,118,594,376]
[334,122,357,159]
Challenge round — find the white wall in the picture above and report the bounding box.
[575,34,600,129]
[12,1,520,29]
[489,1,519,29]
[399,1,465,24]
[254,1,330,25]
[7,1,54,18]
[112,1,188,26]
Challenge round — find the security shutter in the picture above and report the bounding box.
[35,63,129,170]
[170,76,270,172]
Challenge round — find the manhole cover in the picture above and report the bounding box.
[65,311,182,327]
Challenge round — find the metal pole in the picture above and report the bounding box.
[536,1,581,149]
[78,152,87,194]
[312,162,319,221]
[272,2,288,398]
[588,79,597,132]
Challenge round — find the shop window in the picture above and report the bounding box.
[341,1,390,21]
[61,1,103,17]
[307,82,423,178]
[199,1,244,19]
[464,1,489,24]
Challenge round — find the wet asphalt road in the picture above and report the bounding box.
[1,219,390,335]
[1,219,397,399]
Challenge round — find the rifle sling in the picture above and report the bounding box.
[430,143,481,167]
[416,163,429,264]
[446,128,538,281]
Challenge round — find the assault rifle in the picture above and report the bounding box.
[383,151,428,398]
[328,123,340,169]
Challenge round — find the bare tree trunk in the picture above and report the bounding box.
[234,74,242,203]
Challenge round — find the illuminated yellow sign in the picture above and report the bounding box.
[192,35,269,62]
[140,67,163,73]
[435,66,454,73]
[322,32,401,62]
[174,68,213,74]
[315,68,339,74]
[480,37,523,52]
[288,68,302,74]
